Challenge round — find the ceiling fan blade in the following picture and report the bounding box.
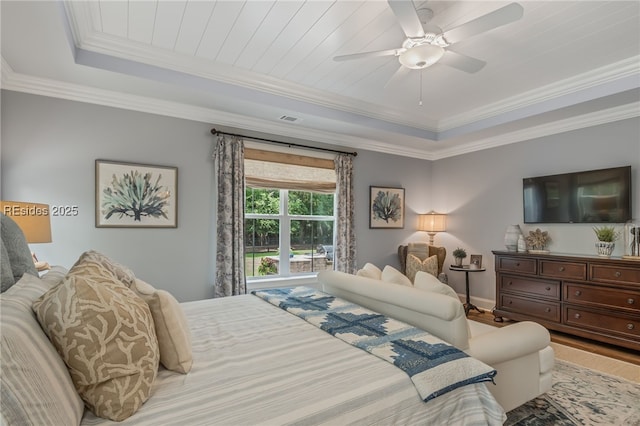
[384,65,411,89]
[333,49,399,62]
[387,0,425,38]
[439,50,486,73]
[443,2,524,45]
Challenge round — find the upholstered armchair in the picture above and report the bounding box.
[398,242,447,281]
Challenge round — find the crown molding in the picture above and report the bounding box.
[2,57,637,162]
[430,102,640,160]
[439,56,640,131]
[0,59,436,161]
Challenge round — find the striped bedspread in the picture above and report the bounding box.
[81,292,506,425]
[253,287,497,403]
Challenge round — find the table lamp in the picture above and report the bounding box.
[1,201,52,270]
[417,211,447,245]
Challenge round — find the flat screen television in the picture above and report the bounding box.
[523,166,632,223]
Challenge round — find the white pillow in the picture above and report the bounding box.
[356,263,382,280]
[381,265,413,287]
[414,271,459,300]
[133,279,193,374]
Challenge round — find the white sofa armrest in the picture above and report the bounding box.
[465,321,550,365]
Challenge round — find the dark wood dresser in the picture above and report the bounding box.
[492,250,640,351]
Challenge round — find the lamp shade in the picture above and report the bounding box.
[1,201,52,243]
[417,211,447,233]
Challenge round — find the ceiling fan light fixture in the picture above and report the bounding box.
[399,44,444,69]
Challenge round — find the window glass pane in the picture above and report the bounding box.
[288,191,334,216]
[289,219,334,274]
[246,188,280,214]
[245,218,280,277]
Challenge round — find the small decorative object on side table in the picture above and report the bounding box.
[449,265,486,316]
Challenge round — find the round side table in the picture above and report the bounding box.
[449,265,486,316]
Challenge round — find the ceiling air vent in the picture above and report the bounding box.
[279,115,299,123]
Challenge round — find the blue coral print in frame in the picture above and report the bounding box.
[370,186,404,229]
[95,160,178,228]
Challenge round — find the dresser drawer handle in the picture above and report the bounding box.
[575,290,581,296]
[628,324,635,330]
[628,298,635,305]
[515,262,520,267]
[546,286,551,291]
[574,313,581,319]
[615,271,621,278]
[545,308,551,313]
[559,266,565,272]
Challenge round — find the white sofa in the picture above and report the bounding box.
[318,270,554,412]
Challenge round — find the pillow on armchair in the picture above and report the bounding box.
[406,254,439,282]
[398,243,446,276]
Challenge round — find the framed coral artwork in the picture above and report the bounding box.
[95,160,178,228]
[369,186,404,229]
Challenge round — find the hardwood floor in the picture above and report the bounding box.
[467,309,640,366]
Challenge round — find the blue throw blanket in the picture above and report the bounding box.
[252,286,496,402]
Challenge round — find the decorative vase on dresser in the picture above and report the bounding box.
[492,250,640,351]
[504,225,523,252]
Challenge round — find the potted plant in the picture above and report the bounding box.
[593,225,620,257]
[452,247,467,267]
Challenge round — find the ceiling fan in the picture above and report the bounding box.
[334,1,524,81]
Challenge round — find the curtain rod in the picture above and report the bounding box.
[211,128,357,157]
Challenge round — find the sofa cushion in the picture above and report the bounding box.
[33,265,159,421]
[133,278,193,374]
[356,262,382,280]
[381,265,413,287]
[406,254,438,282]
[414,271,459,300]
[0,213,38,292]
[1,273,84,426]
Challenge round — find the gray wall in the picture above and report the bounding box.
[432,119,640,302]
[2,91,217,301]
[2,90,638,305]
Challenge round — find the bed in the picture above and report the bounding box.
[1,216,506,425]
[81,289,505,425]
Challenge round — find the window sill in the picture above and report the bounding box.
[247,275,320,292]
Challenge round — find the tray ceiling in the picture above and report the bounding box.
[1,0,639,159]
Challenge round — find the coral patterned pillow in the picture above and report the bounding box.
[406,254,438,282]
[33,272,159,421]
[71,250,137,288]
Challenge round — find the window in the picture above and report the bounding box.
[243,148,336,279]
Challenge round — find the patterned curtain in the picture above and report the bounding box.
[334,154,357,274]
[213,134,246,297]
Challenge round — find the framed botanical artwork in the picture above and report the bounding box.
[95,160,178,228]
[370,186,405,229]
[470,254,483,268]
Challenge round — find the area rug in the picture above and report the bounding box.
[505,360,640,425]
